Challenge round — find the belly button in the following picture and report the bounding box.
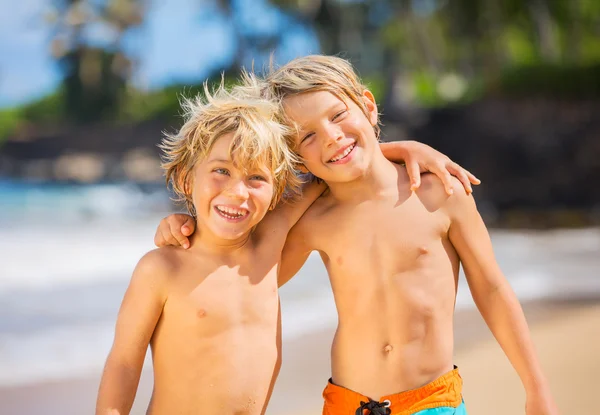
[197,309,207,318]
[383,344,393,353]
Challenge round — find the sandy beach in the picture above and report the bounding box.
[1,299,598,415]
[456,300,600,415]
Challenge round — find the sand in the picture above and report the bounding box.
[456,301,600,415]
[1,300,598,415]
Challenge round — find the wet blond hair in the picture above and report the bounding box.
[160,72,301,215]
[264,55,380,151]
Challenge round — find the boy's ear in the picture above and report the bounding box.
[362,90,378,126]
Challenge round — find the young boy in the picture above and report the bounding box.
[157,56,559,415]
[95,78,326,415]
[96,74,473,415]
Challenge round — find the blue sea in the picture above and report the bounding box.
[1,179,599,388]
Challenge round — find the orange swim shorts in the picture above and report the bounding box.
[322,366,464,415]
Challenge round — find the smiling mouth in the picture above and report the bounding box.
[328,142,356,163]
[214,205,250,221]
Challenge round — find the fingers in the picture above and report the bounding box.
[168,216,190,249]
[429,162,455,195]
[154,218,175,247]
[466,169,481,185]
[441,170,455,195]
[158,226,182,247]
[181,216,196,237]
[448,162,472,194]
[448,162,481,194]
[405,159,421,191]
[154,225,165,247]
[154,215,193,249]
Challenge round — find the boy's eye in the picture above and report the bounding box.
[332,110,347,121]
[249,174,267,182]
[213,168,230,175]
[301,132,315,143]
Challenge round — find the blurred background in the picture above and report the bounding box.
[1,0,599,414]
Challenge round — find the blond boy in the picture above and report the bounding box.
[95,78,328,415]
[157,56,558,415]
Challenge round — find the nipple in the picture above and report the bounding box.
[418,246,429,255]
[383,344,393,353]
[197,309,207,318]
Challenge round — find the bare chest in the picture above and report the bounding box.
[162,262,280,337]
[313,199,450,282]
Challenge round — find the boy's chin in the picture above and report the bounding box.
[320,165,368,183]
[206,222,255,241]
[216,224,253,237]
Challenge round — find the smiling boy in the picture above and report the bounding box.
[95,78,328,415]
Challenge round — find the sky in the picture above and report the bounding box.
[0,0,320,108]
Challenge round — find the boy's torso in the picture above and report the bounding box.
[147,239,283,414]
[302,168,460,399]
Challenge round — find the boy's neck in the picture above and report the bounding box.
[189,224,252,256]
[325,147,400,203]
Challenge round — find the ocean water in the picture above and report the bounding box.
[1,181,599,387]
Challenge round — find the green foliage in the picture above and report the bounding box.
[4,0,600,136]
[20,91,65,121]
[503,25,538,65]
[0,108,23,143]
[120,74,241,122]
[412,71,440,106]
[362,75,385,103]
[0,71,252,143]
[0,92,65,141]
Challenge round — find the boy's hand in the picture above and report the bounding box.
[380,141,480,195]
[154,214,196,249]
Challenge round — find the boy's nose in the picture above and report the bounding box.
[225,180,250,199]
[323,124,343,147]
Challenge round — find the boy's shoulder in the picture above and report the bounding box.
[279,188,332,242]
[133,247,187,284]
[302,187,337,220]
[416,173,475,216]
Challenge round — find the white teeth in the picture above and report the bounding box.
[329,143,355,162]
[216,206,248,219]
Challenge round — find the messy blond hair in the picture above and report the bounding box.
[264,55,380,151]
[160,72,301,215]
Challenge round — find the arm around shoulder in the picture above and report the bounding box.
[259,177,327,240]
[277,211,315,287]
[96,249,172,415]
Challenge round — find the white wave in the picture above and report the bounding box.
[0,322,118,387]
[0,219,157,291]
[1,215,599,387]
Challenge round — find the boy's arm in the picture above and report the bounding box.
[380,141,480,195]
[257,177,327,238]
[444,179,558,415]
[277,215,313,287]
[154,141,479,249]
[96,250,169,415]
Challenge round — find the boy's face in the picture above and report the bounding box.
[283,90,378,184]
[190,132,275,241]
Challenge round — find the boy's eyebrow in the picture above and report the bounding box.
[207,158,232,164]
[297,102,347,132]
